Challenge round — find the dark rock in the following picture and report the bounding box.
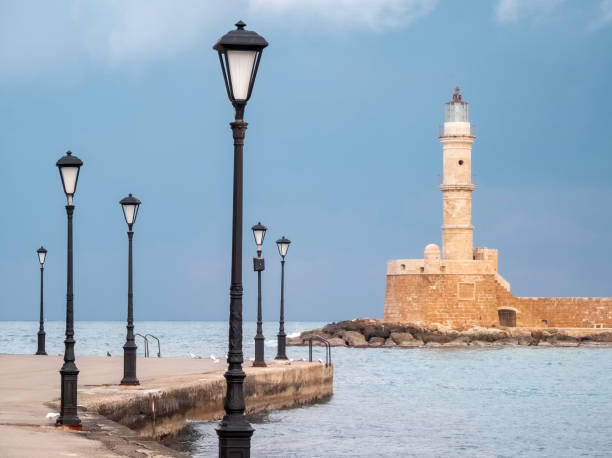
[322,323,339,335]
[498,337,519,345]
[390,332,423,347]
[390,332,414,345]
[587,331,612,342]
[460,326,507,342]
[335,320,363,332]
[363,325,390,340]
[340,330,367,347]
[517,336,534,346]
[531,329,553,345]
[418,327,459,344]
[383,338,396,347]
[292,318,609,349]
[549,333,580,346]
[442,336,470,346]
[469,340,493,347]
[326,337,346,347]
[287,336,302,346]
[368,337,385,347]
[386,324,407,334]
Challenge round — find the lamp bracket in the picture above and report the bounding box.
[253,257,265,272]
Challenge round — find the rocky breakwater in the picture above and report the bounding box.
[287,318,612,348]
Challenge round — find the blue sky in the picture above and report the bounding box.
[1,0,611,321]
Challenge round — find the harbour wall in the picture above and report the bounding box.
[384,273,612,328]
[77,360,333,439]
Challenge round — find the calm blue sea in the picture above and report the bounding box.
[2,321,611,458]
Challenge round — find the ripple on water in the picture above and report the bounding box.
[2,322,612,457]
[172,343,612,457]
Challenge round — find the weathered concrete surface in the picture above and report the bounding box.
[0,355,333,457]
[77,360,333,439]
[288,318,612,348]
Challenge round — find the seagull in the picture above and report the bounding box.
[317,359,324,364]
[189,352,202,359]
[210,354,219,363]
[106,351,111,357]
[46,412,59,419]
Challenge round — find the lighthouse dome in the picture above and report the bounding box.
[424,244,441,261]
[424,244,441,273]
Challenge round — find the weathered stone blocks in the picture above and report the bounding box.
[384,272,612,328]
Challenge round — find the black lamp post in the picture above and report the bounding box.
[275,237,291,360]
[213,20,268,458]
[36,246,48,355]
[56,150,83,428]
[252,222,267,367]
[120,193,141,385]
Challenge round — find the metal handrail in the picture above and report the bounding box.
[145,334,161,358]
[135,333,149,357]
[308,335,331,367]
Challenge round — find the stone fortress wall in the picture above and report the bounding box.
[383,257,612,328]
[383,88,612,329]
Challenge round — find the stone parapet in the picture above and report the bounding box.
[387,258,501,276]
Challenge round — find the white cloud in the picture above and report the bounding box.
[248,0,438,30]
[592,0,612,29]
[495,0,565,24]
[0,0,227,81]
[0,0,436,82]
[102,0,218,65]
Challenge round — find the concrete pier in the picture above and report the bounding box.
[0,354,333,457]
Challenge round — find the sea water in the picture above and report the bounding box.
[1,321,611,457]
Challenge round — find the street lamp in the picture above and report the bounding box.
[35,246,48,355]
[252,222,267,367]
[120,193,141,385]
[213,20,268,458]
[275,236,291,360]
[56,150,83,428]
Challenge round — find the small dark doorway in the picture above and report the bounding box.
[498,309,516,327]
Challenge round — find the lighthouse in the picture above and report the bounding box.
[439,87,475,260]
[383,88,612,329]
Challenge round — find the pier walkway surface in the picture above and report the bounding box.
[0,354,333,457]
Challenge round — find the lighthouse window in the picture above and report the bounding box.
[458,160,464,165]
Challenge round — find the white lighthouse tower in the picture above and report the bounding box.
[383,87,513,325]
[439,87,475,260]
